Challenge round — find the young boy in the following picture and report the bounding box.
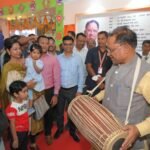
[6,80,29,150]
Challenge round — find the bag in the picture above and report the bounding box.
[33,95,49,120]
[0,108,9,136]
[31,117,44,135]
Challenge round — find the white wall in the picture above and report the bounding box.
[64,0,150,25]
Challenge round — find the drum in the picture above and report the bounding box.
[68,95,127,150]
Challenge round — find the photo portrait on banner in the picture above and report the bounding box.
[76,16,109,41]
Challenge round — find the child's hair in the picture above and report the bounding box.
[9,80,27,96]
[30,43,42,54]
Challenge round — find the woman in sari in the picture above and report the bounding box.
[0,38,25,109]
[0,38,43,150]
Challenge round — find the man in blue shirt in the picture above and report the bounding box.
[54,36,84,142]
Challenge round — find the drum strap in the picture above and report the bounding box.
[124,57,141,125]
[87,77,105,96]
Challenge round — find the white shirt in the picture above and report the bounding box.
[73,46,88,84]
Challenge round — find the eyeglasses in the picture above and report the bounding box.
[107,44,123,54]
[107,48,117,54]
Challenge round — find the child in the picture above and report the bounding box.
[5,80,29,150]
[24,43,45,113]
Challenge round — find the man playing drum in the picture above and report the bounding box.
[95,26,150,150]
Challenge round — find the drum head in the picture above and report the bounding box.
[103,130,127,150]
[112,138,124,150]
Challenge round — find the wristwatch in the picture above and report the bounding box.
[92,75,101,81]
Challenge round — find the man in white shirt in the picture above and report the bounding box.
[73,33,88,86]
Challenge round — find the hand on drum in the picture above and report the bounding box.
[120,125,140,150]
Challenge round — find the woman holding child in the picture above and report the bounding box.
[0,38,43,150]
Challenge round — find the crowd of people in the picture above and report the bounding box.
[0,25,150,150]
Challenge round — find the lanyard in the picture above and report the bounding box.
[98,51,106,68]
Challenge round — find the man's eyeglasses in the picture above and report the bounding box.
[106,47,118,54]
[106,44,123,54]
